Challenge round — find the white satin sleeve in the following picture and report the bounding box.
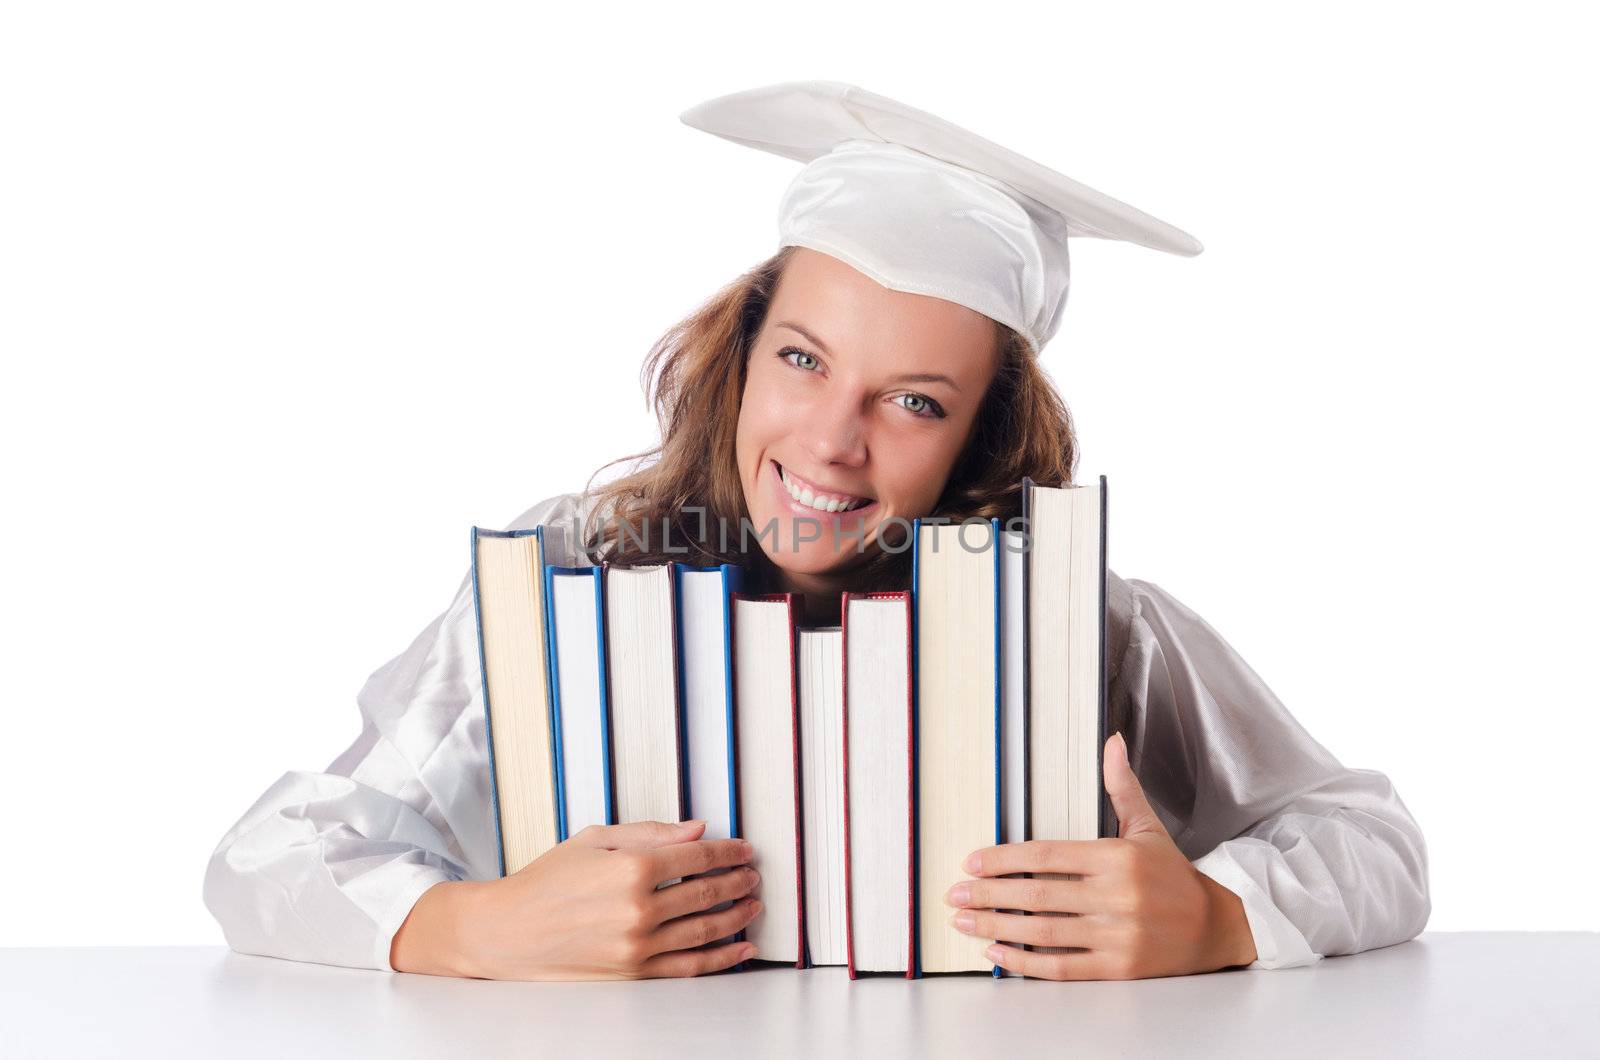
[1110,574,1431,970]
[202,492,591,971]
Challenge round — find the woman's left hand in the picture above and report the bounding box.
[947,732,1258,980]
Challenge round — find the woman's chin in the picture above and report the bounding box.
[764,549,851,578]
[744,503,881,580]
[758,539,868,582]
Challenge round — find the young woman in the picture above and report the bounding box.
[203,83,1430,982]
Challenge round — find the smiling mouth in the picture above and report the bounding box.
[773,460,875,514]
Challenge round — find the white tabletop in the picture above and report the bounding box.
[3,933,1596,1058]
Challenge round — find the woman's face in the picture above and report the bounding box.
[735,246,1001,591]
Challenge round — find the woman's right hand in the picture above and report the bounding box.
[390,818,762,980]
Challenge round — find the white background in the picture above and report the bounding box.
[2,2,1595,945]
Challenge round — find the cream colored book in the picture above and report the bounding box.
[471,525,571,876]
[731,592,806,967]
[912,516,1001,974]
[1021,475,1111,959]
[841,590,913,977]
[799,626,847,967]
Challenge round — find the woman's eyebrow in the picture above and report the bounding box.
[775,320,834,354]
[893,371,961,393]
[775,320,962,392]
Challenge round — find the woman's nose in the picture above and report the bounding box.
[802,398,867,468]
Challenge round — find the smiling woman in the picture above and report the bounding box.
[583,245,1075,625]
[203,80,1429,985]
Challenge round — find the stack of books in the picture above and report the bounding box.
[470,476,1110,978]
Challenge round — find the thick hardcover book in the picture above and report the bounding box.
[996,528,1028,977]
[840,590,914,980]
[910,517,1002,977]
[471,524,570,877]
[672,562,749,958]
[671,563,748,839]
[729,592,809,969]
[1019,475,1111,965]
[798,625,846,966]
[544,564,612,841]
[602,562,686,825]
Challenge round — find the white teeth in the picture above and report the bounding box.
[778,463,868,513]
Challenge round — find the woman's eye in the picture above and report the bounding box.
[897,393,946,419]
[780,347,821,372]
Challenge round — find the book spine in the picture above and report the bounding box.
[899,590,914,979]
[908,520,922,980]
[470,526,508,879]
[543,553,569,844]
[1098,475,1117,840]
[841,593,856,979]
[990,516,1002,980]
[722,570,749,973]
[1019,483,1035,972]
[721,565,743,842]
[670,563,690,822]
[598,561,619,826]
[785,593,810,970]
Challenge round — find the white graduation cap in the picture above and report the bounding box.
[679,80,1202,357]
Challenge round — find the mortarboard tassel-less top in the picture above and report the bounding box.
[679,80,1203,356]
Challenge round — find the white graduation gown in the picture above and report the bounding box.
[202,491,1430,973]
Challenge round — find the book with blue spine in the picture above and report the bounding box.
[673,562,750,961]
[671,562,748,840]
[544,563,613,841]
[602,562,686,826]
[471,523,572,878]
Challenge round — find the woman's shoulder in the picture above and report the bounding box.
[502,489,616,564]
[504,490,589,531]
[1104,570,1202,687]
[1109,570,1223,643]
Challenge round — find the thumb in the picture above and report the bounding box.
[572,819,706,851]
[1103,733,1165,841]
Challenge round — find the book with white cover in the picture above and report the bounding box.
[730,592,808,968]
[996,528,1028,977]
[799,626,847,966]
[545,564,611,840]
[673,562,747,952]
[471,523,571,877]
[841,591,913,978]
[603,563,685,826]
[1021,475,1110,959]
[911,517,1001,976]
[673,563,747,841]
[1022,476,1110,843]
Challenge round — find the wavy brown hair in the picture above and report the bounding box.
[581,244,1078,593]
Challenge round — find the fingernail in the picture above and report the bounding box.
[747,899,763,914]
[740,838,754,858]
[985,944,1003,961]
[951,911,975,932]
[741,944,757,960]
[683,819,705,830]
[964,851,982,873]
[946,883,970,906]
